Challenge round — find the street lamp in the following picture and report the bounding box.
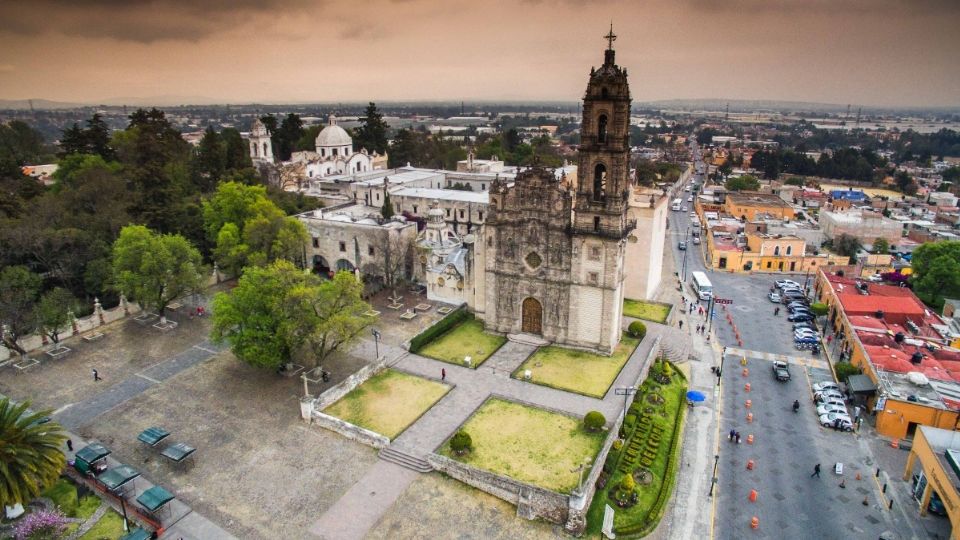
[371,328,381,360]
[681,227,690,281]
[614,387,638,419]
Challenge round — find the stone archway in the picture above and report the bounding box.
[335,259,355,272]
[521,297,543,335]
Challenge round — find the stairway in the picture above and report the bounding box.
[507,333,550,347]
[378,446,433,473]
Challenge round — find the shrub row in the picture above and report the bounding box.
[408,306,470,353]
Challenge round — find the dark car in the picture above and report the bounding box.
[793,322,817,331]
[789,307,814,316]
[788,312,815,322]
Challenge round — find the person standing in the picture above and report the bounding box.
[679,320,684,330]
[729,429,736,442]
[92,368,101,382]
[811,463,821,478]
[441,368,446,382]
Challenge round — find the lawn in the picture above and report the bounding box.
[42,477,101,519]
[439,398,605,493]
[585,363,687,536]
[323,368,451,439]
[78,508,125,540]
[622,299,671,324]
[513,334,640,398]
[417,317,506,368]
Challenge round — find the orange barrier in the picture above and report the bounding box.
[746,459,754,470]
[747,412,753,423]
[856,472,862,481]
[751,516,759,529]
[890,439,899,449]
[749,489,758,502]
[745,399,752,409]
[742,368,749,377]
[745,383,751,392]
[747,434,754,444]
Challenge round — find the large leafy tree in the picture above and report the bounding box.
[832,233,863,262]
[0,399,67,506]
[212,262,373,370]
[35,288,78,346]
[0,265,41,356]
[354,102,389,155]
[111,225,204,317]
[725,174,760,192]
[910,241,960,309]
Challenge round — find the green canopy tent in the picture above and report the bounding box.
[73,443,110,475]
[160,442,196,464]
[136,485,175,518]
[137,427,170,447]
[99,465,140,494]
[118,527,152,540]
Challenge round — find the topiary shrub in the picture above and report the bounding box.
[628,320,647,340]
[612,439,624,452]
[584,411,606,432]
[450,431,473,455]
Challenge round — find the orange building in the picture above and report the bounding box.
[723,192,796,222]
[902,426,960,539]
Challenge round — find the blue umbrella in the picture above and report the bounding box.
[686,390,706,402]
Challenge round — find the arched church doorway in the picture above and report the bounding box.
[313,255,331,275]
[521,297,543,335]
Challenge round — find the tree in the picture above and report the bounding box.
[628,320,646,340]
[193,126,226,192]
[832,233,862,261]
[35,288,78,346]
[380,192,394,220]
[276,113,304,161]
[785,177,805,186]
[809,302,829,321]
[872,238,889,254]
[212,262,373,370]
[450,431,472,455]
[354,102,389,155]
[0,266,41,356]
[724,175,760,192]
[910,241,960,308]
[583,411,606,432]
[378,232,413,293]
[112,225,203,317]
[0,398,67,506]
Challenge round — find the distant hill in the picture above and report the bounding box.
[0,99,86,110]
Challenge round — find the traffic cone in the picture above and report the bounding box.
[747,434,754,444]
[749,489,758,502]
[745,383,751,392]
[751,517,759,529]
[746,459,754,470]
[747,412,753,423]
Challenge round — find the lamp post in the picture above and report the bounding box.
[708,454,720,496]
[706,295,717,334]
[615,387,638,419]
[371,328,381,361]
[682,227,690,281]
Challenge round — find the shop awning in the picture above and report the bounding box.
[99,465,140,491]
[75,443,110,464]
[136,485,174,512]
[160,442,196,463]
[848,374,878,394]
[118,527,152,540]
[137,427,170,447]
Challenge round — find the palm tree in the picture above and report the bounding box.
[0,398,67,507]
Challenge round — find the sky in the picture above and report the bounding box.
[1,0,958,107]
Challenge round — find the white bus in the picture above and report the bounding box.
[671,198,682,211]
[691,271,713,300]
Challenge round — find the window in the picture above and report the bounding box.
[601,87,609,99]
[487,236,492,247]
[481,184,486,190]
[766,261,772,269]
[589,246,602,261]
[597,114,608,143]
[593,163,606,201]
[413,205,418,213]
[588,272,600,286]
[339,241,346,252]
[786,245,793,255]
[368,246,375,256]
[445,208,451,217]
[790,261,796,271]
[774,246,780,256]
[333,148,338,156]
[376,193,380,202]
[312,237,319,248]
[459,210,465,219]
[478,211,483,220]
[594,216,601,231]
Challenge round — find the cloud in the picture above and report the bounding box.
[0,0,315,43]
[684,0,960,15]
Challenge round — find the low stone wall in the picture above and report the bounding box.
[567,335,662,535]
[313,354,390,410]
[427,453,570,525]
[310,410,390,449]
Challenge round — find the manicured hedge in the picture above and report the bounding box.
[408,306,470,353]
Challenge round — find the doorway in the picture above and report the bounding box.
[521,297,543,335]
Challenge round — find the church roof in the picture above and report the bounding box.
[250,118,269,138]
[316,123,352,148]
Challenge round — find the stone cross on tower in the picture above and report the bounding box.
[605,23,616,50]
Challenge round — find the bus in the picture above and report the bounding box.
[671,198,682,211]
[691,271,713,300]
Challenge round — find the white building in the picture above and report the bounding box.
[248,118,274,164]
[288,115,384,178]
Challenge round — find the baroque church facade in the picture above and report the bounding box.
[481,35,633,354]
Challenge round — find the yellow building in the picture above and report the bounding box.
[902,426,960,539]
[704,229,846,273]
[724,192,796,222]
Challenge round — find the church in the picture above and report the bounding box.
[480,31,633,354]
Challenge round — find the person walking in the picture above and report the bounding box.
[774,307,780,316]
[66,439,73,452]
[736,432,741,444]
[441,368,446,382]
[729,429,736,442]
[679,320,684,330]
[811,463,821,478]
[92,368,101,382]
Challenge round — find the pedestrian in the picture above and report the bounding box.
[856,417,864,431]
[811,463,821,478]
[92,368,101,382]
[774,307,780,316]
[839,478,846,489]
[729,429,736,442]
[833,418,841,431]
[441,368,446,381]
[66,439,73,452]
[736,432,741,444]
[853,406,861,419]
[679,320,684,329]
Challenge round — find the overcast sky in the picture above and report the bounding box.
[1,0,958,107]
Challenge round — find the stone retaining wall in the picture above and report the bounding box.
[313,354,390,410]
[427,453,570,525]
[310,410,390,449]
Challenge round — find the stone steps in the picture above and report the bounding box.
[378,446,432,473]
[506,333,550,347]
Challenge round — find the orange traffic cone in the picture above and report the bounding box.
[746,460,755,470]
[751,516,759,529]
[747,434,755,444]
[749,489,758,502]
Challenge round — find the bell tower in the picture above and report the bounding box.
[573,24,632,238]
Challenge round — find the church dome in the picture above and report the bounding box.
[316,115,352,148]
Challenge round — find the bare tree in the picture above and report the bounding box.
[379,231,415,294]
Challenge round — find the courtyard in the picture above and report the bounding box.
[415,315,507,368]
[323,368,450,439]
[622,299,672,324]
[513,334,640,398]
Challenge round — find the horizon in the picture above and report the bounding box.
[1,1,959,108]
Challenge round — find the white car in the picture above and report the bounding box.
[867,274,883,282]
[816,403,848,416]
[768,292,782,303]
[795,330,819,340]
[819,413,854,431]
[812,382,840,393]
[681,205,688,212]
[687,196,694,202]
[776,279,801,290]
[817,397,846,410]
[689,212,696,218]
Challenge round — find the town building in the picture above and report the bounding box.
[723,192,796,221]
[901,426,960,534]
[819,208,903,245]
[815,270,960,440]
[248,118,274,164]
[287,115,384,178]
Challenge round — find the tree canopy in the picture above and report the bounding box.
[0,398,67,506]
[112,225,204,316]
[0,265,41,355]
[910,241,960,309]
[831,233,863,261]
[724,175,760,192]
[353,102,389,155]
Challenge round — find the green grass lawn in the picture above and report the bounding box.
[622,299,671,324]
[513,335,640,398]
[417,317,506,368]
[585,371,687,536]
[323,369,451,439]
[41,477,101,519]
[439,398,605,493]
[78,508,125,540]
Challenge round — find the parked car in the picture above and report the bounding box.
[819,413,854,431]
[867,274,883,283]
[788,312,814,322]
[687,196,694,202]
[812,381,840,393]
[815,396,846,409]
[769,291,782,303]
[816,403,848,416]
[793,321,817,331]
[692,236,701,245]
[678,241,687,250]
[773,361,791,381]
[776,279,801,290]
[912,474,948,516]
[689,212,696,218]
[795,331,819,340]
[681,205,688,212]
